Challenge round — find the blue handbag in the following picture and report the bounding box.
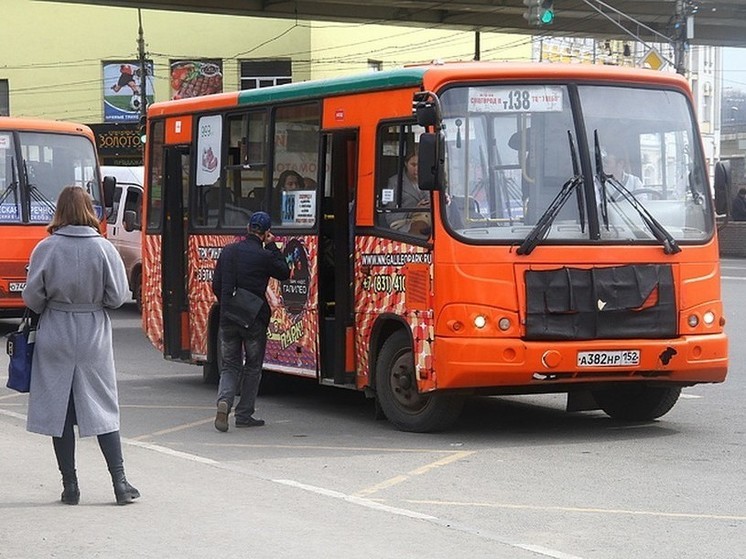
[6,310,36,393]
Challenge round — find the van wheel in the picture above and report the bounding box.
[375,330,463,433]
[592,385,681,421]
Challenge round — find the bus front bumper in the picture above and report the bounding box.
[432,333,728,390]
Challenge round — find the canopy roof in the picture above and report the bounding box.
[48,0,746,47]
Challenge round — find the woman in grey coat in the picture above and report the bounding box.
[23,186,140,506]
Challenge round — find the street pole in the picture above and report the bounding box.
[137,9,147,119]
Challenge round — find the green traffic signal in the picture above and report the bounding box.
[522,0,554,27]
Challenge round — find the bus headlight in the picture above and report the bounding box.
[687,314,699,328]
[703,311,715,325]
[474,315,487,329]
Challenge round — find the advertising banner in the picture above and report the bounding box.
[196,115,222,186]
[103,61,155,123]
[170,59,223,100]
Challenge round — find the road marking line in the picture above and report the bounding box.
[130,417,215,440]
[125,439,220,465]
[0,393,26,401]
[274,478,439,520]
[354,450,476,497]
[202,442,463,454]
[720,275,746,280]
[404,499,746,521]
[515,544,585,559]
[0,408,27,421]
[120,436,582,558]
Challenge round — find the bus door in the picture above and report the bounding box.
[319,130,358,385]
[161,145,191,360]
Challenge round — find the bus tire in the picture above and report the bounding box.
[203,360,220,385]
[592,385,681,421]
[375,330,463,433]
[132,268,142,314]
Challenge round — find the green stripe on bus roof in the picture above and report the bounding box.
[237,67,427,106]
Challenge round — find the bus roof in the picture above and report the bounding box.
[0,116,94,137]
[147,62,690,118]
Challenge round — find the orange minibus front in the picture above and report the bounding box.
[0,117,110,317]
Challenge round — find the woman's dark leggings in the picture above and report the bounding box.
[52,391,124,481]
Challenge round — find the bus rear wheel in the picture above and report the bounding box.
[592,385,681,421]
[375,330,463,433]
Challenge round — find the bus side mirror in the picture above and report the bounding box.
[418,132,445,191]
[713,161,730,216]
[103,175,117,208]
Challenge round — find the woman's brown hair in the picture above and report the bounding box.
[47,186,102,234]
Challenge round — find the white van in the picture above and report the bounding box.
[102,166,144,310]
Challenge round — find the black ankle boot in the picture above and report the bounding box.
[112,472,140,505]
[61,478,80,505]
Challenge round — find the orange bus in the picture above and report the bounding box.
[0,117,111,317]
[141,62,728,432]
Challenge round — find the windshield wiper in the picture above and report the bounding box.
[517,177,582,256]
[593,130,609,229]
[568,130,585,233]
[517,133,585,256]
[23,161,57,216]
[593,134,681,255]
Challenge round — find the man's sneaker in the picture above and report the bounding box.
[235,417,265,428]
[214,401,229,432]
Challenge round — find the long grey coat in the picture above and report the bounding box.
[22,225,129,437]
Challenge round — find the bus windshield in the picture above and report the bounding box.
[0,131,101,223]
[440,83,713,244]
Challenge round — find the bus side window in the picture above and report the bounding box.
[375,122,430,237]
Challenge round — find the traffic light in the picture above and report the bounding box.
[138,114,147,145]
[522,0,555,26]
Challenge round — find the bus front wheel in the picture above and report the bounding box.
[592,385,681,421]
[375,330,463,433]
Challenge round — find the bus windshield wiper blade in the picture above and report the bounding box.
[593,130,609,228]
[517,174,582,255]
[568,130,585,233]
[27,183,57,214]
[606,176,681,255]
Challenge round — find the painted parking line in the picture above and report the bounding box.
[403,498,746,522]
[122,437,584,559]
[354,450,476,497]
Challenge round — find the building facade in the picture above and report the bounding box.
[0,0,529,164]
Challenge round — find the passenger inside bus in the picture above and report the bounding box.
[383,152,430,235]
[272,170,305,223]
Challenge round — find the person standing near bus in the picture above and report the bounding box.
[22,186,140,506]
[212,211,290,432]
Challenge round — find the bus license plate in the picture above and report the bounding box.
[9,282,26,292]
[577,350,640,367]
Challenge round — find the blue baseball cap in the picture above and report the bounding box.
[249,211,271,233]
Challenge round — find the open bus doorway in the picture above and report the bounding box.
[318,130,358,386]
